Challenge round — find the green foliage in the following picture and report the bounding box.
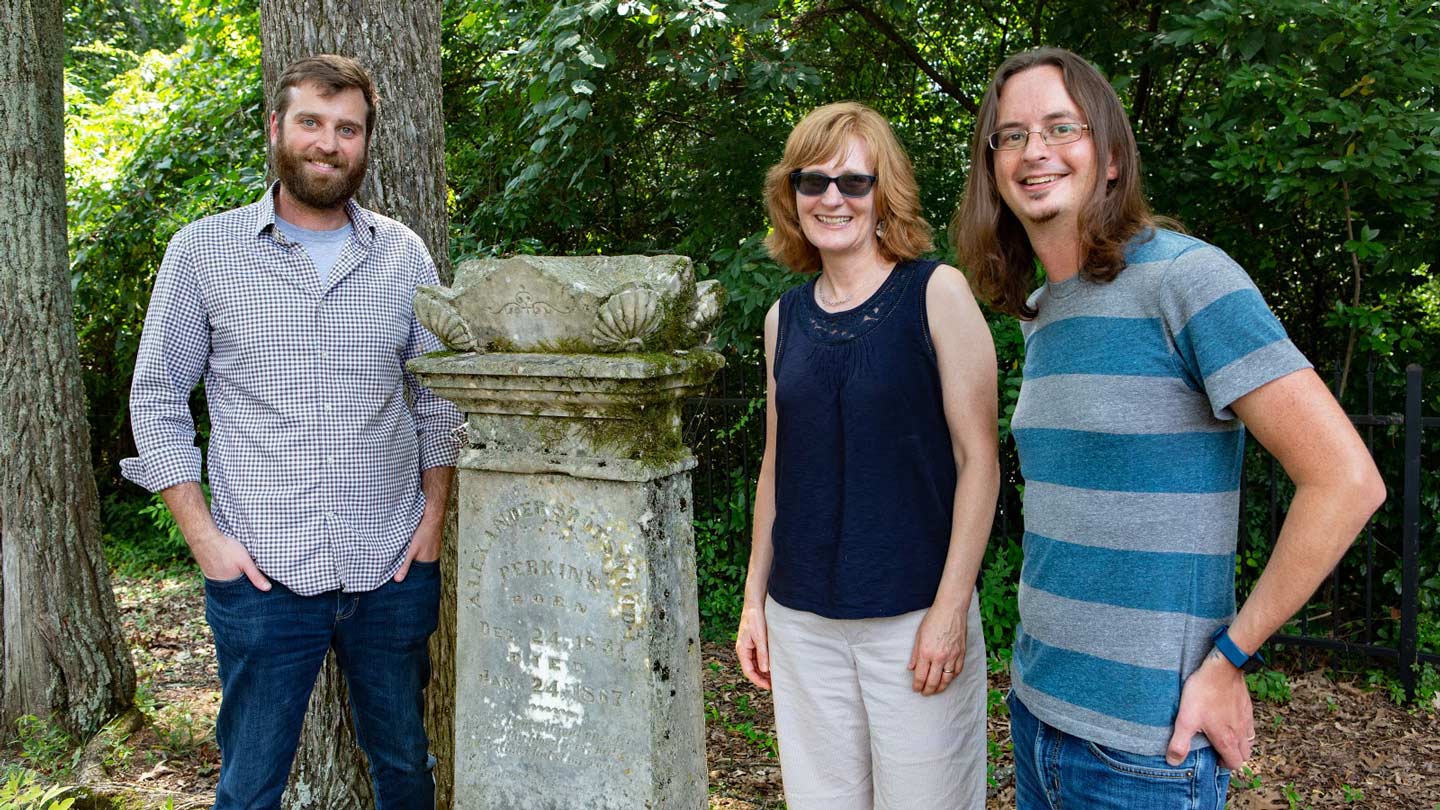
[153,706,214,758]
[705,233,797,356]
[1367,661,1440,708]
[445,0,812,256]
[978,536,1023,659]
[1283,781,1311,810]
[703,661,779,759]
[1325,299,1424,361]
[1159,0,1440,389]
[65,0,187,99]
[693,471,751,638]
[0,770,76,810]
[692,395,763,637]
[1236,765,1263,791]
[1246,669,1293,704]
[986,686,1008,717]
[66,0,263,515]
[101,491,197,575]
[990,313,1025,441]
[1382,568,1440,652]
[8,718,75,778]
[60,0,1439,693]
[986,732,1011,788]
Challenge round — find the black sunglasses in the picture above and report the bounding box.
[789,171,878,198]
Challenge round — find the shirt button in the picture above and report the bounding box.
[319,350,328,359]
[324,403,333,412]
[326,456,335,465]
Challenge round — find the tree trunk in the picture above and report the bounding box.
[257,4,452,807]
[0,0,137,739]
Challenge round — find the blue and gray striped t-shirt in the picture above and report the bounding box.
[1009,229,1311,755]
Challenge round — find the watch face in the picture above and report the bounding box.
[1241,657,1264,674]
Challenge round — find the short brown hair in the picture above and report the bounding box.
[950,48,1160,319]
[764,102,933,274]
[273,54,379,140]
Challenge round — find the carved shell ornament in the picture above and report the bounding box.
[414,286,477,352]
[592,284,663,350]
[687,280,725,340]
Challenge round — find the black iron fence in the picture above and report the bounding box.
[1254,363,1439,701]
[685,355,1437,701]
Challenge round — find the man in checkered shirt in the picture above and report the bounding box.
[122,55,461,810]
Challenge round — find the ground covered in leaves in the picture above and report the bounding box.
[4,572,1437,809]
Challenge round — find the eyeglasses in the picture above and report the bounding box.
[789,171,878,197]
[988,122,1091,151]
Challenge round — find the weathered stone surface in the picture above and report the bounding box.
[451,469,704,810]
[407,350,724,479]
[408,323,721,809]
[414,255,725,353]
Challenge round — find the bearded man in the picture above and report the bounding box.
[123,54,460,810]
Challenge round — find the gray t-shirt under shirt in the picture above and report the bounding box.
[273,214,353,286]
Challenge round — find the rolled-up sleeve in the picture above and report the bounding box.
[120,230,209,492]
[402,250,462,471]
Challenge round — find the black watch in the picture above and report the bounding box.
[1211,625,1265,674]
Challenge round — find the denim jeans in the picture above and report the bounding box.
[1008,690,1230,810]
[204,560,441,810]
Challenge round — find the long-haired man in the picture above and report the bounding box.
[953,47,1384,809]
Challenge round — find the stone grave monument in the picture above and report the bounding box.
[407,255,725,810]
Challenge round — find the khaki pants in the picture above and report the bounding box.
[766,593,988,810]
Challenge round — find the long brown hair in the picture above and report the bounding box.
[950,48,1157,319]
[764,102,932,274]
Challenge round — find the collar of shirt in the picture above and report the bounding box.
[250,181,377,252]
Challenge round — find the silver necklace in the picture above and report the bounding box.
[818,268,885,308]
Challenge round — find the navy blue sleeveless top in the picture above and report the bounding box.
[769,258,957,619]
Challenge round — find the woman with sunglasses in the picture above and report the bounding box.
[735,101,999,808]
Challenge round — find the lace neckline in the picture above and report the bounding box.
[797,259,916,345]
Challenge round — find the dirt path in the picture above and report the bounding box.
[5,573,1436,809]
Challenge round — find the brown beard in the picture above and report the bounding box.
[272,131,367,211]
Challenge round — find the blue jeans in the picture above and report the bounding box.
[1008,690,1230,810]
[204,561,441,810]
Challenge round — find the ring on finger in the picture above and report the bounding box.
[942,667,955,674]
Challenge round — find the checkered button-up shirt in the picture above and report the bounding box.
[122,184,462,595]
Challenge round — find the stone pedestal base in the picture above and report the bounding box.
[408,349,719,810]
[453,463,705,810]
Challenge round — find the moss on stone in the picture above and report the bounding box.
[450,348,722,471]
[643,273,699,353]
[483,336,598,353]
[534,337,598,354]
[548,352,721,468]
[580,396,688,468]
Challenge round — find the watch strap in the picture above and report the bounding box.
[1212,625,1264,673]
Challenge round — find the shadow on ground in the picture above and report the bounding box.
[3,573,1436,809]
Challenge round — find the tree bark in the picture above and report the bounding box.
[0,0,137,738]
[257,3,452,808]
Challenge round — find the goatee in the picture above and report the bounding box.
[273,136,367,211]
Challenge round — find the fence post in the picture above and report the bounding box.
[1400,364,1422,702]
